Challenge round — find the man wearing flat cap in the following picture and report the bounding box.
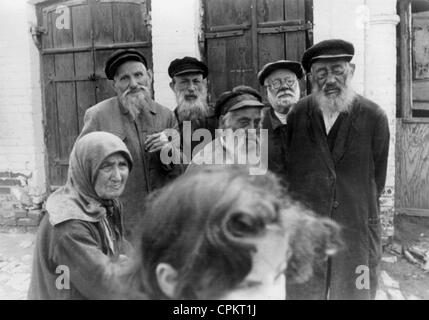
[186,85,266,175]
[285,39,390,300]
[79,49,183,244]
[168,57,217,161]
[257,60,304,182]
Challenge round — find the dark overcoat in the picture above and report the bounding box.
[261,106,288,184]
[174,107,218,163]
[79,97,183,243]
[285,94,389,300]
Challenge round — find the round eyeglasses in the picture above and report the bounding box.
[267,78,297,90]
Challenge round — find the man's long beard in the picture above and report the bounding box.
[175,89,209,123]
[313,79,356,116]
[119,86,151,120]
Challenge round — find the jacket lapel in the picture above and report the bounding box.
[307,99,336,177]
[331,97,361,166]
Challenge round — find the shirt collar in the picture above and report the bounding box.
[269,108,287,130]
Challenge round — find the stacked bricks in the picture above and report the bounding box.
[0,172,42,229]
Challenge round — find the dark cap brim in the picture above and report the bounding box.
[301,39,355,72]
[173,69,206,77]
[227,100,265,113]
[258,60,304,85]
[105,50,148,80]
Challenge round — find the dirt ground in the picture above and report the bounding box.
[0,213,428,300]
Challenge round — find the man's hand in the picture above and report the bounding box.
[145,131,170,153]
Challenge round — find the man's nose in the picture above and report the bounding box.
[129,76,138,89]
[248,122,256,130]
[326,73,337,85]
[187,83,196,92]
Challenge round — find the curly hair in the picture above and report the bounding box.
[135,166,343,299]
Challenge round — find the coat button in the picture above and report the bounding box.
[333,201,340,208]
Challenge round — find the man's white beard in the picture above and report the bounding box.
[267,88,299,114]
[175,89,209,123]
[119,86,150,120]
[313,79,356,116]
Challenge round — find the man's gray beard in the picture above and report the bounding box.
[175,92,209,123]
[267,89,299,114]
[119,88,149,120]
[313,82,357,116]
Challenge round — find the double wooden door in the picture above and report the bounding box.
[203,0,313,104]
[36,0,152,187]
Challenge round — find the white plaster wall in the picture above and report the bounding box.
[151,0,202,109]
[313,0,366,94]
[0,0,46,199]
[365,0,399,194]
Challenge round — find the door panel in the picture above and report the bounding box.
[37,0,152,187]
[396,0,429,218]
[396,121,429,216]
[204,0,312,104]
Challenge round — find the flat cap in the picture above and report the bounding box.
[215,85,264,118]
[257,60,304,85]
[105,49,148,80]
[168,56,208,78]
[301,39,354,73]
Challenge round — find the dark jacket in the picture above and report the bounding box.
[174,107,218,163]
[79,97,183,242]
[28,210,133,300]
[285,94,390,300]
[261,107,288,183]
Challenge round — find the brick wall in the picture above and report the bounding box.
[0,0,46,227]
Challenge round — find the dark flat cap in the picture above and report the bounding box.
[301,39,354,73]
[215,85,264,118]
[105,49,148,80]
[168,56,208,78]
[257,60,304,85]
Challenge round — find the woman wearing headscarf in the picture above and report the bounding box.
[28,131,138,299]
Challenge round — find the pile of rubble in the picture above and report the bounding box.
[386,241,429,272]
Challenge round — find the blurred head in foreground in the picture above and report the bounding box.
[136,166,342,299]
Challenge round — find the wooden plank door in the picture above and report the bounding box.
[92,0,152,102]
[36,0,152,188]
[203,0,313,104]
[396,0,429,218]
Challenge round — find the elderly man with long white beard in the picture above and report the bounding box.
[257,60,304,183]
[186,86,267,175]
[168,57,217,162]
[285,39,390,300]
[79,49,182,244]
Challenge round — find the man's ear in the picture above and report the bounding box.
[156,263,178,299]
[169,81,175,91]
[348,63,356,76]
[147,68,153,81]
[110,79,119,93]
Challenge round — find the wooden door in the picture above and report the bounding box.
[396,0,429,218]
[202,0,313,104]
[36,0,151,188]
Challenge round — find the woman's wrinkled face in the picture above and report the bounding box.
[94,153,129,200]
[217,228,289,300]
